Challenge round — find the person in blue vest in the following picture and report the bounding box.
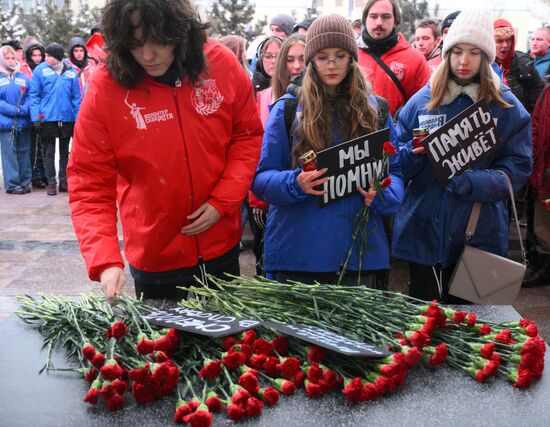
[253,14,403,287]
[0,45,32,194]
[29,43,80,195]
[392,10,532,302]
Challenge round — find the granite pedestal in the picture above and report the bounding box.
[0,305,548,427]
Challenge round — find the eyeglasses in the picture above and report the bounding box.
[313,54,351,70]
[262,54,279,62]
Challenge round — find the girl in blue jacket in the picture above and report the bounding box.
[392,10,532,302]
[253,14,404,287]
[0,45,32,194]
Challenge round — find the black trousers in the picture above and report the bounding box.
[131,244,240,300]
[408,262,468,303]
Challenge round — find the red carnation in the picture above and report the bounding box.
[153,350,169,363]
[100,358,126,381]
[524,323,539,337]
[154,329,180,357]
[262,356,280,377]
[383,141,397,155]
[480,343,495,359]
[226,403,246,421]
[244,397,264,417]
[307,345,326,362]
[83,379,102,404]
[466,313,477,327]
[222,336,236,350]
[84,368,98,383]
[323,369,341,390]
[453,310,467,324]
[137,335,155,355]
[82,344,96,361]
[131,381,156,405]
[223,351,247,370]
[379,363,397,377]
[232,343,253,359]
[513,367,535,388]
[428,343,448,366]
[274,379,296,395]
[231,386,251,405]
[174,400,193,423]
[100,382,116,400]
[479,324,491,335]
[199,360,223,380]
[271,336,289,355]
[110,321,128,339]
[258,386,279,405]
[239,329,257,345]
[205,392,222,413]
[293,370,306,387]
[188,406,213,427]
[404,346,423,366]
[91,352,106,369]
[21,86,26,93]
[381,176,392,188]
[106,393,125,411]
[151,360,179,396]
[252,338,274,356]
[307,362,324,383]
[249,353,267,370]
[129,364,150,383]
[38,113,45,119]
[495,329,513,343]
[305,380,324,398]
[342,377,364,402]
[277,357,301,379]
[362,383,380,401]
[238,372,260,394]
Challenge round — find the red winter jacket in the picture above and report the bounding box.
[530,87,550,196]
[357,33,430,116]
[68,40,263,281]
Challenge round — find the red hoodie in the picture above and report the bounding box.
[494,19,516,85]
[68,40,263,281]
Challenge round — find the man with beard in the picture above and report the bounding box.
[357,0,430,117]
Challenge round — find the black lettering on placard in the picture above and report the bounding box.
[263,321,391,358]
[316,128,389,207]
[144,307,262,338]
[422,101,502,187]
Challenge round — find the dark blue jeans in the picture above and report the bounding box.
[30,128,45,181]
[0,129,32,191]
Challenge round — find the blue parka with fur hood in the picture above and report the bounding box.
[392,71,532,268]
[253,94,404,273]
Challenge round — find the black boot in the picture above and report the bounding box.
[523,255,550,287]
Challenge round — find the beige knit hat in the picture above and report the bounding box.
[442,9,496,63]
[304,14,358,65]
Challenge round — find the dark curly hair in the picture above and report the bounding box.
[102,0,209,88]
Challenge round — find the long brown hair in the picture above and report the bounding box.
[271,34,306,101]
[291,60,378,166]
[428,51,511,110]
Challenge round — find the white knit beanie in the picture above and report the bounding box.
[442,9,496,63]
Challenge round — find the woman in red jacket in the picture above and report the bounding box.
[67,0,262,302]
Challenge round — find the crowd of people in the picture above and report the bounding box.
[1,0,549,302]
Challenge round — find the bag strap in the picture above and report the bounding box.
[364,50,407,104]
[465,170,526,263]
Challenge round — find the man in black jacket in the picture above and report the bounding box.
[494,18,542,113]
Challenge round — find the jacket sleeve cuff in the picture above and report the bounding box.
[207,198,225,218]
[89,262,125,282]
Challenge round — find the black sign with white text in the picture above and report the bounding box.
[316,128,389,207]
[422,101,502,187]
[263,320,391,357]
[144,307,262,338]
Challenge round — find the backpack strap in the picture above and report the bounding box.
[364,50,407,105]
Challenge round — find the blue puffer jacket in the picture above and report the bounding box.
[0,71,31,131]
[253,94,404,273]
[29,61,81,123]
[392,80,532,268]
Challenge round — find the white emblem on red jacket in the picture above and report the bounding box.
[389,62,405,80]
[125,91,147,130]
[191,79,224,116]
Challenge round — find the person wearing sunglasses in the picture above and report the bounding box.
[252,14,403,286]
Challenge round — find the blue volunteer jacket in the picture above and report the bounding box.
[392,81,532,268]
[0,71,31,131]
[29,61,81,123]
[252,94,404,273]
